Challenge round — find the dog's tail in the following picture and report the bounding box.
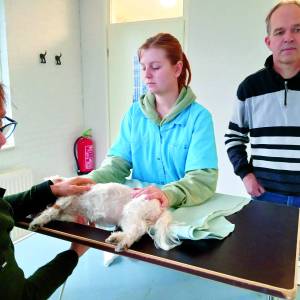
[150,210,181,251]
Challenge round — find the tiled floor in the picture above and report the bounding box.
[14,233,297,300]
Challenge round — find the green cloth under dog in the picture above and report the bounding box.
[126,179,250,241]
[168,193,250,240]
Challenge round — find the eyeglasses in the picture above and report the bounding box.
[0,116,17,139]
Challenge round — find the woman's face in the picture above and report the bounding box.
[140,47,182,95]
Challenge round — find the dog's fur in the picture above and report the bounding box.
[29,182,180,251]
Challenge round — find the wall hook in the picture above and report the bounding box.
[39,51,47,64]
[55,53,62,65]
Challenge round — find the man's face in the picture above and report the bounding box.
[265,4,300,68]
[0,99,6,149]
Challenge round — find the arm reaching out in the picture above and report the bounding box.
[50,177,95,197]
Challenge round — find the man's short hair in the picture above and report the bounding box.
[266,0,300,34]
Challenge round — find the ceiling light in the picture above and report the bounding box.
[160,0,177,7]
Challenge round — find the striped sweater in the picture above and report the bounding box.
[225,55,300,195]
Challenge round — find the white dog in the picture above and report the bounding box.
[29,182,180,252]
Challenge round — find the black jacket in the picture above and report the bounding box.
[0,181,78,300]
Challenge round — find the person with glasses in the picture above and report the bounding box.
[0,116,17,140]
[0,83,96,299]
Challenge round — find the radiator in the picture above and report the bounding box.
[0,168,34,242]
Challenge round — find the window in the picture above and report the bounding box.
[110,0,183,24]
[133,55,147,102]
[0,0,15,149]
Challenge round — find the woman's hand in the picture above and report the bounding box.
[50,177,95,197]
[131,185,169,208]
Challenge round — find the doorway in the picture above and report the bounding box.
[107,1,185,142]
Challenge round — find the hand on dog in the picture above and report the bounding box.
[131,186,169,208]
[50,177,95,197]
[70,215,95,257]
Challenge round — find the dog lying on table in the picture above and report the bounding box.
[29,182,180,252]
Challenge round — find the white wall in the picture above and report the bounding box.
[64,0,280,196]
[185,0,277,196]
[0,0,84,181]
[0,0,280,197]
[79,0,109,167]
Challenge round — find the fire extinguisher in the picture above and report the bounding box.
[73,129,95,175]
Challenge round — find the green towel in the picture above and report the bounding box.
[169,193,250,240]
[125,179,250,241]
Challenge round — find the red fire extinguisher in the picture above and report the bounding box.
[73,129,95,175]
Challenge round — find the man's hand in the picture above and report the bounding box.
[70,242,89,257]
[70,216,95,257]
[50,177,95,197]
[131,185,169,208]
[242,173,265,197]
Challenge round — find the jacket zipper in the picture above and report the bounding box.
[284,81,288,106]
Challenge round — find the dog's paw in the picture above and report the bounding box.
[105,231,125,244]
[115,243,128,252]
[28,220,42,231]
[28,215,50,231]
[105,232,129,252]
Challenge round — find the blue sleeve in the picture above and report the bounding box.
[185,109,218,172]
[108,106,133,163]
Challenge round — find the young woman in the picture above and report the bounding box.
[88,33,218,208]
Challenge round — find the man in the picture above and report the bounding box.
[0,83,95,299]
[225,1,300,206]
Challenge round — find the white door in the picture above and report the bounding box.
[108,18,184,143]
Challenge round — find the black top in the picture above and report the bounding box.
[1,182,79,300]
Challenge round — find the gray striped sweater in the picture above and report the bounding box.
[225,55,300,195]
